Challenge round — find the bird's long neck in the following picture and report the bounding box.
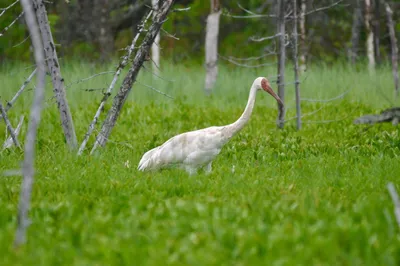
[224,85,257,140]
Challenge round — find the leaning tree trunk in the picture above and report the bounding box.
[15,0,46,247]
[299,0,307,73]
[91,0,175,154]
[151,0,161,76]
[204,0,221,95]
[365,0,375,73]
[276,0,286,128]
[383,1,399,98]
[33,0,77,149]
[349,0,362,64]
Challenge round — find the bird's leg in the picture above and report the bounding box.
[204,162,212,174]
[185,166,197,176]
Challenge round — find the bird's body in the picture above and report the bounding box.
[138,77,283,175]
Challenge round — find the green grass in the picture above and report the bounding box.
[0,61,400,265]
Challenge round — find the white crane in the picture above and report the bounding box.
[138,77,284,175]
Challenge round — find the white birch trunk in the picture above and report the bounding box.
[33,0,77,149]
[151,0,160,76]
[15,0,46,247]
[365,0,375,73]
[204,0,221,95]
[299,0,307,73]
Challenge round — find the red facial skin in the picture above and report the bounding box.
[261,78,284,106]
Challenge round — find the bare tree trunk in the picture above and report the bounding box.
[292,0,301,130]
[349,0,362,64]
[33,0,77,149]
[299,0,307,73]
[276,0,286,128]
[365,0,376,73]
[383,1,399,98]
[0,103,21,149]
[151,0,160,76]
[373,0,381,65]
[15,0,46,247]
[204,0,221,95]
[91,0,175,154]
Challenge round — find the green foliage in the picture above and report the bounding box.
[0,61,400,265]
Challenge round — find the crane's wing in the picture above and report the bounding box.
[137,126,225,171]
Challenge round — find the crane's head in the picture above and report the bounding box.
[254,77,284,106]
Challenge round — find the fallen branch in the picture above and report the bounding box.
[2,116,24,150]
[15,0,46,247]
[0,103,21,149]
[77,9,154,155]
[387,182,400,229]
[90,0,175,154]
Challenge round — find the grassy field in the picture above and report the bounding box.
[0,61,400,265]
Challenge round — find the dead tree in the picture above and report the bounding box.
[32,0,77,149]
[15,0,46,247]
[365,0,376,72]
[349,0,362,64]
[382,0,399,99]
[292,0,301,130]
[204,0,221,95]
[91,0,175,154]
[299,0,307,73]
[151,0,161,76]
[276,0,286,128]
[78,10,153,155]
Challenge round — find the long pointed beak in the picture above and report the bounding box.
[265,85,284,107]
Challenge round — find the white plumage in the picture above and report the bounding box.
[138,77,284,175]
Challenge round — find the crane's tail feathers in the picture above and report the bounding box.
[137,146,159,171]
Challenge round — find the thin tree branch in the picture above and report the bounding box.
[0,103,21,149]
[136,80,174,99]
[2,115,24,151]
[0,68,36,120]
[0,0,20,17]
[301,89,350,102]
[65,71,116,89]
[218,55,277,68]
[0,11,24,37]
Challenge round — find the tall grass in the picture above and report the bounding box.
[0,61,399,265]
